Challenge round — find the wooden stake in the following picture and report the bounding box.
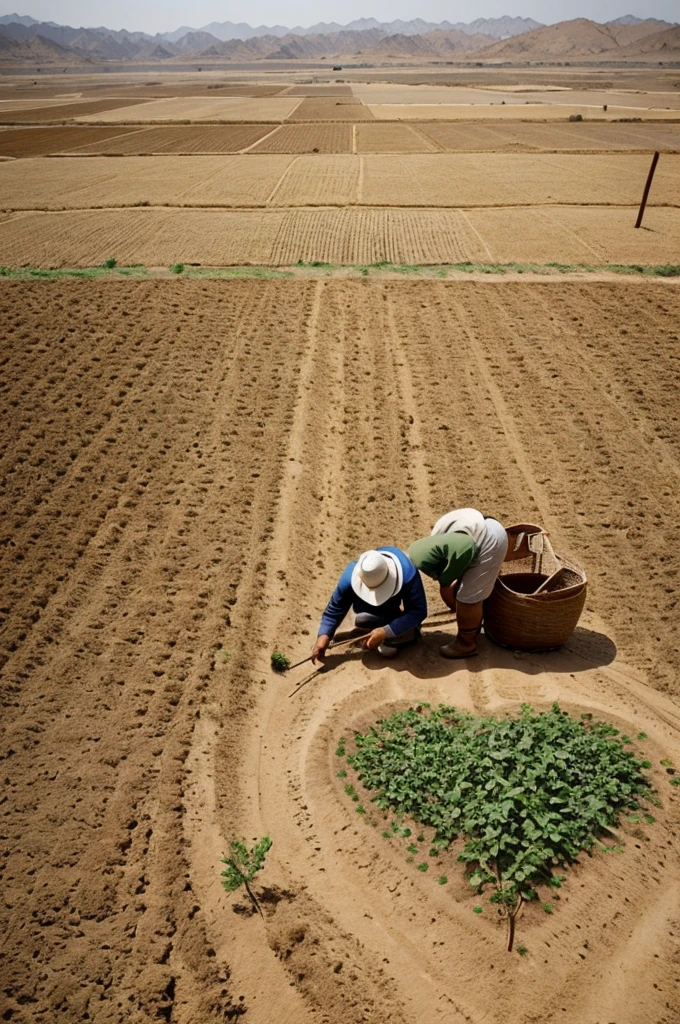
[635,151,660,229]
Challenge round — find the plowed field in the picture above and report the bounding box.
[417,121,680,153]
[288,98,374,121]
[355,123,437,153]
[0,127,145,158]
[2,279,679,1024]
[0,99,149,124]
[1,206,678,266]
[68,125,275,155]
[249,124,352,153]
[80,97,303,123]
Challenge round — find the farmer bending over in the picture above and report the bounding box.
[408,508,512,660]
[312,547,427,663]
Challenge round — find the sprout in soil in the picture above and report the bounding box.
[270,650,291,673]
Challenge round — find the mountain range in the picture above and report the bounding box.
[0,14,677,64]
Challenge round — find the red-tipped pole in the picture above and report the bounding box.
[635,152,660,229]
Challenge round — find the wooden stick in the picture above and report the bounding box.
[284,632,372,673]
[635,151,659,229]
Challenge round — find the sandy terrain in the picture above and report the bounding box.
[0,205,678,267]
[1,153,677,211]
[1,278,679,1024]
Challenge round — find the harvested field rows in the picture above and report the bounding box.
[69,125,274,155]
[2,153,678,211]
[0,126,145,158]
[1,279,679,1024]
[80,97,303,123]
[1,123,677,160]
[368,103,680,121]
[355,123,438,152]
[1,205,678,266]
[355,153,680,207]
[288,97,375,121]
[417,121,680,153]
[283,85,353,96]
[271,154,359,205]
[0,98,149,124]
[0,155,295,209]
[249,124,352,153]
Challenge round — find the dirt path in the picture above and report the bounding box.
[1,279,679,1023]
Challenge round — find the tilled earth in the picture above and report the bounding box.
[1,278,680,1024]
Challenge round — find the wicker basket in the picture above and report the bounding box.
[483,526,587,651]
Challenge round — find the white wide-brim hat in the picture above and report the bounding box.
[351,550,403,607]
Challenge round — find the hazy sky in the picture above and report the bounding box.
[1,2,678,33]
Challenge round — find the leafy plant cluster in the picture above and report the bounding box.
[344,703,654,945]
[221,836,272,915]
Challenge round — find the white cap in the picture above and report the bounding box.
[351,550,403,607]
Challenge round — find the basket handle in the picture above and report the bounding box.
[531,533,562,576]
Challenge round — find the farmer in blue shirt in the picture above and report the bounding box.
[311,547,427,664]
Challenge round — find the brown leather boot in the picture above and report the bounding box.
[440,626,479,659]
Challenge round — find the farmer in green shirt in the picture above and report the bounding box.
[408,508,510,659]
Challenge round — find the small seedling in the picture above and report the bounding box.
[221,836,272,915]
[543,903,554,915]
[438,876,448,885]
[517,944,529,957]
[337,769,347,778]
[103,257,117,269]
[638,732,648,740]
[417,862,428,872]
[171,263,185,275]
[473,905,483,914]
[270,650,291,673]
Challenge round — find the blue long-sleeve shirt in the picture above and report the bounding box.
[318,547,427,640]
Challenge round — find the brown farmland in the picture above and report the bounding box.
[1,278,680,1024]
[249,124,353,153]
[0,206,679,266]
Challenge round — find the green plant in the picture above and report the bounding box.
[270,650,291,673]
[344,703,654,950]
[170,263,185,274]
[221,836,272,915]
[103,257,117,269]
[517,944,529,957]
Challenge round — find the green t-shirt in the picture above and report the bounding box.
[408,533,477,587]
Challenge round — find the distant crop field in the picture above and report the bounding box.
[0,98,150,123]
[288,98,374,121]
[68,125,274,155]
[355,124,437,153]
[79,97,303,123]
[416,122,680,153]
[0,126,144,158]
[249,124,352,153]
[1,153,678,211]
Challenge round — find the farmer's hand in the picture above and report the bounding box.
[311,634,331,664]
[363,627,387,650]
